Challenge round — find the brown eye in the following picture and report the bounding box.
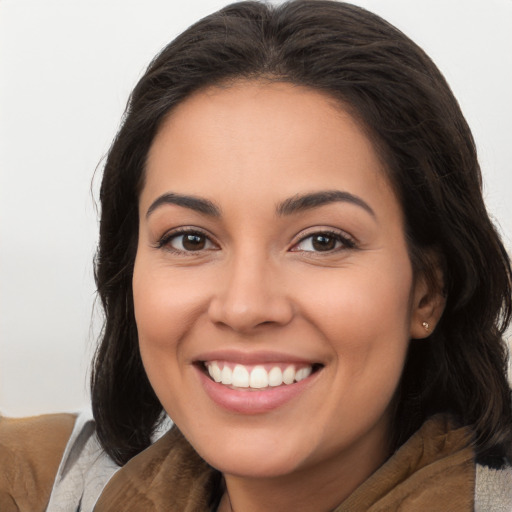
[182,233,206,250]
[311,234,337,251]
[163,231,216,252]
[292,231,355,253]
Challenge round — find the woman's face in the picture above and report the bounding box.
[133,81,431,483]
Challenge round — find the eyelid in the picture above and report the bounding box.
[155,226,219,252]
[290,228,356,252]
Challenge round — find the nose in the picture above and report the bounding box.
[207,253,294,333]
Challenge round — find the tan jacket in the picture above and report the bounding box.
[0,413,489,511]
[0,414,75,511]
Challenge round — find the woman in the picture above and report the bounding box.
[1,1,511,510]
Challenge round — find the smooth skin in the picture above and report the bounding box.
[133,81,444,512]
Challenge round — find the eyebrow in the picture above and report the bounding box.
[276,190,376,218]
[146,192,221,218]
[145,189,375,219]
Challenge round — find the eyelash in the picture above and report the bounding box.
[291,230,356,253]
[156,228,217,253]
[156,227,356,255]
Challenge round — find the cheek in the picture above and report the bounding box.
[297,255,414,403]
[132,257,209,397]
[305,263,413,425]
[302,261,413,343]
[133,258,206,345]
[132,261,208,421]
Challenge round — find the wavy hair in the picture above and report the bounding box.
[91,0,512,466]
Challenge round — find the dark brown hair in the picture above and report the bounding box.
[91,0,512,466]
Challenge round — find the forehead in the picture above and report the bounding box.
[142,80,398,219]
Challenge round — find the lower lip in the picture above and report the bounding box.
[197,366,318,415]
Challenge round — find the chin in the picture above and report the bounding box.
[206,450,306,479]
[187,425,313,479]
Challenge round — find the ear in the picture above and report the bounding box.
[409,267,446,340]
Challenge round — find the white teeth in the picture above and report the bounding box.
[282,365,295,385]
[221,365,232,385]
[208,361,222,382]
[268,366,283,387]
[232,364,250,388]
[206,361,315,389]
[249,366,268,389]
[295,366,312,382]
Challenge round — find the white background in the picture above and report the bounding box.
[1,0,511,417]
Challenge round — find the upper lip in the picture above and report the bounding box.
[194,349,321,366]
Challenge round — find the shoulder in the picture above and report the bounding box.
[0,413,76,512]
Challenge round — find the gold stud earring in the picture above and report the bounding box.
[422,321,430,332]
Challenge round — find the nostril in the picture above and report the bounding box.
[256,320,276,327]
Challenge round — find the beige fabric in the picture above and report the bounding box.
[95,415,475,511]
[475,463,512,512]
[0,414,76,512]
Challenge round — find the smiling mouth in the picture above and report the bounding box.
[201,361,323,390]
